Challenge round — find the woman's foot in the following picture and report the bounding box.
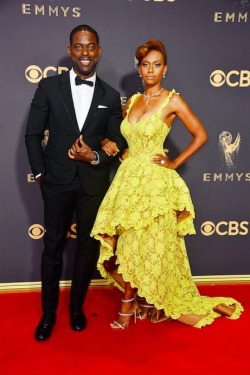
[110,298,138,329]
[213,303,236,317]
[177,314,207,326]
[136,296,154,320]
[151,308,172,323]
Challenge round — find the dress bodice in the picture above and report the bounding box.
[121,90,175,159]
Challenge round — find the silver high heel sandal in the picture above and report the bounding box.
[135,296,154,320]
[110,298,138,329]
[137,303,155,320]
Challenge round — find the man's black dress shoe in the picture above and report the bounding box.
[35,313,56,341]
[70,306,87,331]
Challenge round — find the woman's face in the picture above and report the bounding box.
[139,50,167,86]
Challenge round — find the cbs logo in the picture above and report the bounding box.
[201,221,249,236]
[210,70,250,87]
[28,224,45,239]
[25,65,69,83]
[28,223,77,239]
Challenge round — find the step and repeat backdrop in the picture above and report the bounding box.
[0,0,249,286]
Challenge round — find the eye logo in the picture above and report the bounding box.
[25,65,43,83]
[28,224,45,239]
[25,65,69,83]
[210,70,226,87]
[201,221,215,236]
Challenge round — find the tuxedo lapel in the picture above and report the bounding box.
[80,77,104,133]
[58,72,79,133]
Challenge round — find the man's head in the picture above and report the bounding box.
[68,25,101,79]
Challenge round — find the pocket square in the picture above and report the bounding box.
[98,105,108,108]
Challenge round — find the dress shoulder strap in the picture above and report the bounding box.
[125,93,141,115]
[158,89,178,112]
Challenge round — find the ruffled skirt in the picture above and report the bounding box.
[91,157,243,327]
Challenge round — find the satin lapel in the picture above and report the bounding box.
[80,78,104,133]
[58,72,79,133]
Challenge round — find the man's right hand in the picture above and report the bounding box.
[68,135,95,163]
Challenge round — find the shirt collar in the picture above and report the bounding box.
[70,69,96,85]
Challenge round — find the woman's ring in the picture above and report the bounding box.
[160,160,166,165]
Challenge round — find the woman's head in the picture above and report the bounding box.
[135,39,167,66]
[135,39,168,85]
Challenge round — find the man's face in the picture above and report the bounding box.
[68,30,101,78]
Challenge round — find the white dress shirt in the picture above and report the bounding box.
[70,69,96,131]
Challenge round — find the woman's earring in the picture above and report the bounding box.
[139,73,145,87]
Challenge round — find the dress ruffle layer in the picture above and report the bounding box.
[92,156,195,236]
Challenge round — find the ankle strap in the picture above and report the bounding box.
[121,298,134,303]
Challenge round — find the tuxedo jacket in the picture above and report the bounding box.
[25,71,126,196]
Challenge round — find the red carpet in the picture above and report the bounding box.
[0,284,249,375]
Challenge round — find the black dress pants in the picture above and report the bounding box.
[41,182,104,314]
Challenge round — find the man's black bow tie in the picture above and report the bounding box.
[75,76,94,86]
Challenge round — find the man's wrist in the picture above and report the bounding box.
[90,151,100,165]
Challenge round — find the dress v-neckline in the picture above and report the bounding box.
[127,90,175,125]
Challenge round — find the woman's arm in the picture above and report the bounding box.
[153,94,208,169]
[101,97,132,156]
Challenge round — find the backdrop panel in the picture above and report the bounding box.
[0,0,249,284]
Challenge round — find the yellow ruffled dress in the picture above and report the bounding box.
[91,90,243,327]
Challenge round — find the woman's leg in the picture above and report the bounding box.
[110,282,138,329]
[101,234,126,289]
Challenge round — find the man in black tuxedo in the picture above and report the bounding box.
[25,25,126,341]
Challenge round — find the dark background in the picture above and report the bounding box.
[0,0,249,285]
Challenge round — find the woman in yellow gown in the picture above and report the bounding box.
[91,39,243,329]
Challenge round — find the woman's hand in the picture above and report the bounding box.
[151,153,177,170]
[102,138,119,156]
